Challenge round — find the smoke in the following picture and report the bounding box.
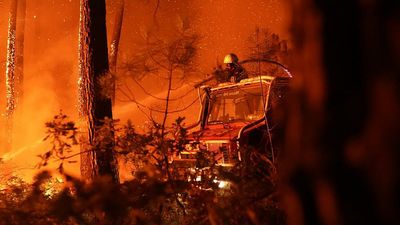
[0,0,80,180]
[0,0,290,181]
[114,80,201,127]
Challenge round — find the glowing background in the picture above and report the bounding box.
[0,0,290,180]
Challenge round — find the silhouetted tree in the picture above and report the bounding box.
[283,1,400,225]
[247,27,289,64]
[120,17,199,132]
[115,20,200,198]
[78,0,119,183]
[109,0,124,105]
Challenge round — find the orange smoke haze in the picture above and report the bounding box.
[0,0,80,180]
[0,0,290,181]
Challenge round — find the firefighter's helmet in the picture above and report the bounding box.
[223,53,239,64]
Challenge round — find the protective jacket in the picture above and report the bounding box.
[226,63,248,82]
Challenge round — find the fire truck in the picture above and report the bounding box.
[172,60,291,169]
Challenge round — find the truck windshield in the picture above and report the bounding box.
[208,85,268,124]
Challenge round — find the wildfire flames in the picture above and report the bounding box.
[0,0,289,181]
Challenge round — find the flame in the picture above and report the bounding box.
[42,176,64,199]
[0,0,289,181]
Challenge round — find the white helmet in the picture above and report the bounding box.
[223,53,239,64]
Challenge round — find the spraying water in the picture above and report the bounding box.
[1,139,43,162]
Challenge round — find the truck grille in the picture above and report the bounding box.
[178,141,234,166]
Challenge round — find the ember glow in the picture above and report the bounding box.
[4,0,18,151]
[0,0,397,225]
[0,0,289,180]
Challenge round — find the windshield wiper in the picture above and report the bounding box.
[208,120,224,124]
[209,118,243,124]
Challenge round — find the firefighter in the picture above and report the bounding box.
[223,53,248,82]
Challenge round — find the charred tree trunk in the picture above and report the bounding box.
[15,0,26,103]
[283,1,400,225]
[109,0,124,105]
[4,0,18,151]
[4,0,25,152]
[79,0,119,183]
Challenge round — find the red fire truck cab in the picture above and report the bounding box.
[173,67,291,169]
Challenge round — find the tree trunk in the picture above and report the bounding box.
[160,68,173,180]
[79,0,119,183]
[283,1,400,225]
[109,0,124,105]
[15,0,26,104]
[4,0,18,151]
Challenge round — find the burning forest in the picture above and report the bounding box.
[1,0,400,225]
